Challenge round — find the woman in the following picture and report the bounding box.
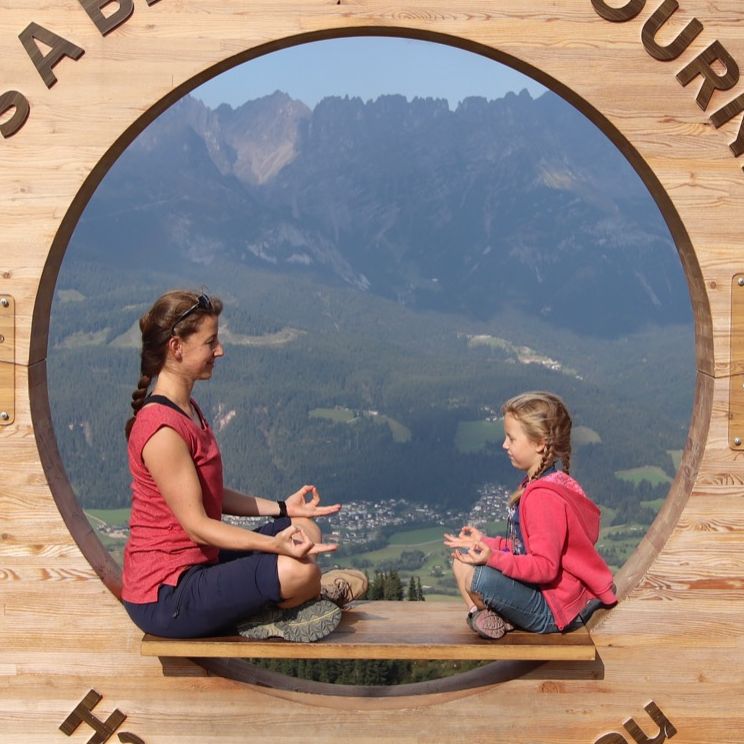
[121,289,354,641]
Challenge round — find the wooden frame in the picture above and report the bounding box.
[2,1,744,741]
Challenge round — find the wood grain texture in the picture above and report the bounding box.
[2,1,744,741]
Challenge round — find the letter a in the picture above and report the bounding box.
[18,22,85,89]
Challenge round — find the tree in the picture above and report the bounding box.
[407,576,417,601]
[383,570,403,600]
[368,571,385,600]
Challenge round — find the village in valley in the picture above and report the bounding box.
[312,482,511,548]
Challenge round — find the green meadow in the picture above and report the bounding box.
[573,425,602,445]
[614,465,672,487]
[667,449,683,469]
[309,406,357,424]
[309,407,412,443]
[86,508,131,527]
[454,420,503,453]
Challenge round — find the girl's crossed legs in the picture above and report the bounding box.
[452,559,558,633]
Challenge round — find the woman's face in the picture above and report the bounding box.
[502,412,545,476]
[177,314,224,380]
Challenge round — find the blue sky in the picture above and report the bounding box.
[193,37,546,110]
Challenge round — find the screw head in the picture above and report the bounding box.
[0,297,9,307]
[0,411,9,421]
[739,277,744,287]
[735,437,742,446]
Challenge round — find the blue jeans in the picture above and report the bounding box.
[471,565,581,633]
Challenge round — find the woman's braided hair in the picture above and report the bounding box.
[502,391,572,505]
[124,289,223,440]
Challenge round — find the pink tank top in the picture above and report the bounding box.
[121,398,223,603]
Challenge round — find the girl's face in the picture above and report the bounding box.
[502,412,545,476]
[175,314,224,380]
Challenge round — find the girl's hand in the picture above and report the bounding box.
[443,525,485,549]
[274,525,338,558]
[443,533,468,549]
[285,485,341,519]
[452,540,491,566]
[459,525,485,543]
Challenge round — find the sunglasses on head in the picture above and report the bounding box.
[171,293,213,335]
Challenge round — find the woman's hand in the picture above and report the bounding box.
[451,540,491,566]
[273,525,338,558]
[285,485,341,519]
[443,525,485,549]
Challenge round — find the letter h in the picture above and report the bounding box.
[59,689,127,744]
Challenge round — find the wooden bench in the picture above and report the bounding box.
[141,601,596,661]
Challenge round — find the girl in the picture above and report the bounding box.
[444,391,616,639]
[121,289,360,642]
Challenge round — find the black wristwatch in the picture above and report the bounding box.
[275,500,288,519]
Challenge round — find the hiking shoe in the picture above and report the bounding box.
[469,609,514,640]
[237,599,342,643]
[320,569,368,608]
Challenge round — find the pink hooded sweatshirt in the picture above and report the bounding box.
[482,471,617,630]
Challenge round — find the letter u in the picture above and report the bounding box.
[641,0,703,61]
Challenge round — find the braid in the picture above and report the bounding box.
[124,309,163,440]
[529,444,556,483]
[124,372,154,440]
[562,450,571,475]
[131,374,151,412]
[123,290,223,440]
[502,391,574,502]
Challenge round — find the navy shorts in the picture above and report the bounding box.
[123,517,290,638]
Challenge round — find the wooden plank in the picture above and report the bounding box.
[141,601,596,661]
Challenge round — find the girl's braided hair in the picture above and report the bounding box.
[502,391,572,504]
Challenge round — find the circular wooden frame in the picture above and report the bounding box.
[2,2,743,741]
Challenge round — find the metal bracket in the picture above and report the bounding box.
[0,294,14,426]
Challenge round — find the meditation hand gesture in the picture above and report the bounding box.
[443,525,486,550]
[274,524,337,557]
[451,540,491,566]
[285,485,341,519]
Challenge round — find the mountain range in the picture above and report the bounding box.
[70,89,691,337]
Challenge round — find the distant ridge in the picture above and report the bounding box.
[70,89,690,337]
